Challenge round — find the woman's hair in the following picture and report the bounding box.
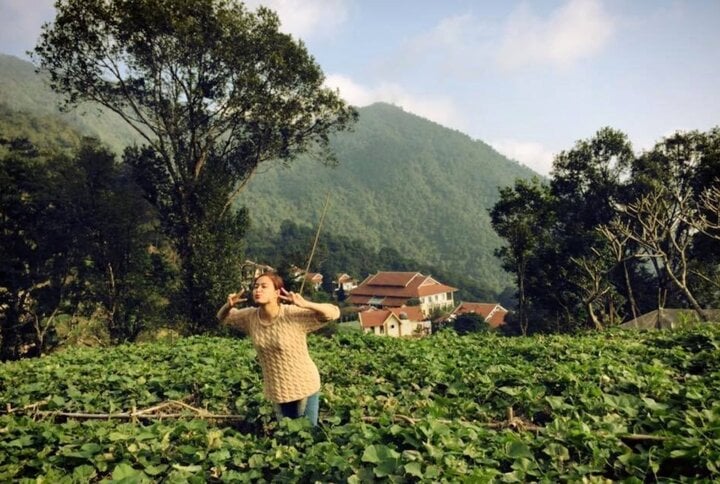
[255,271,285,293]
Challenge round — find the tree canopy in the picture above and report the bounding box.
[33,0,357,325]
[490,127,720,333]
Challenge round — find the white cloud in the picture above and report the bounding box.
[497,0,615,70]
[244,0,350,39]
[490,139,556,176]
[324,74,465,131]
[390,13,495,79]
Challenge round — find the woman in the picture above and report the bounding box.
[217,272,339,426]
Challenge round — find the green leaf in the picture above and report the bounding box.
[143,464,169,476]
[642,397,669,412]
[80,443,103,455]
[72,464,97,482]
[170,463,203,473]
[404,461,423,478]
[543,443,569,462]
[506,441,533,459]
[108,432,130,442]
[112,462,147,480]
[248,454,264,468]
[361,445,401,477]
[499,386,521,396]
[362,445,400,464]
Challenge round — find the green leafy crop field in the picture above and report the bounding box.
[1,327,719,482]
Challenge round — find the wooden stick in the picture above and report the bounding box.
[1,401,670,442]
[299,191,331,295]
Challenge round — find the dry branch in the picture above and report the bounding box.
[2,401,670,443]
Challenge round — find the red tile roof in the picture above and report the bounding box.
[349,271,457,306]
[358,310,393,328]
[388,306,426,322]
[305,272,323,282]
[336,273,355,284]
[358,306,427,328]
[452,302,508,328]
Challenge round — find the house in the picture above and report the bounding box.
[240,260,275,286]
[286,265,323,291]
[620,308,720,330]
[334,273,358,293]
[348,271,457,316]
[449,302,508,328]
[304,272,323,291]
[358,306,431,337]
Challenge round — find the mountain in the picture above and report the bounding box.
[0,54,141,154]
[0,53,539,296]
[238,103,538,293]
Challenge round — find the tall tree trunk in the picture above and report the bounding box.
[664,266,709,322]
[622,260,639,321]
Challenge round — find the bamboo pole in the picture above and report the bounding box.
[299,191,331,295]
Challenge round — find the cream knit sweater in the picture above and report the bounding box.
[218,303,339,403]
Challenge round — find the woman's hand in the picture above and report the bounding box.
[280,288,340,321]
[227,291,247,307]
[279,288,309,308]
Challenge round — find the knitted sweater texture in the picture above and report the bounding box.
[218,303,339,403]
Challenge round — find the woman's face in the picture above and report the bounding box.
[253,275,280,305]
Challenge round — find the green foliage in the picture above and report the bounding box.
[0,136,174,358]
[0,54,141,154]
[2,326,720,481]
[245,220,496,303]
[452,313,490,334]
[490,126,720,333]
[239,103,537,296]
[32,0,356,328]
[0,103,82,155]
[2,55,528,306]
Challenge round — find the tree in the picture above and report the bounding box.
[491,128,643,332]
[569,248,622,330]
[490,177,555,335]
[453,313,489,335]
[33,0,357,328]
[68,140,173,341]
[0,137,170,359]
[546,127,634,330]
[0,142,76,359]
[619,130,720,314]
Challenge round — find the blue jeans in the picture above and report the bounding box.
[273,392,319,426]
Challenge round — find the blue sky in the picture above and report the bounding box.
[1,0,719,175]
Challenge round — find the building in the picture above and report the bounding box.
[620,308,720,330]
[358,306,430,337]
[334,273,358,293]
[348,271,457,316]
[304,272,323,291]
[449,302,508,328]
[240,260,275,288]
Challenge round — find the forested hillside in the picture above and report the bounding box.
[1,53,538,297]
[240,103,538,294]
[0,54,141,154]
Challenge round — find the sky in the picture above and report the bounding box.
[1,0,719,176]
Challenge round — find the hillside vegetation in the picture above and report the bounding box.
[1,326,719,481]
[1,53,538,297]
[239,103,538,293]
[0,54,142,154]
